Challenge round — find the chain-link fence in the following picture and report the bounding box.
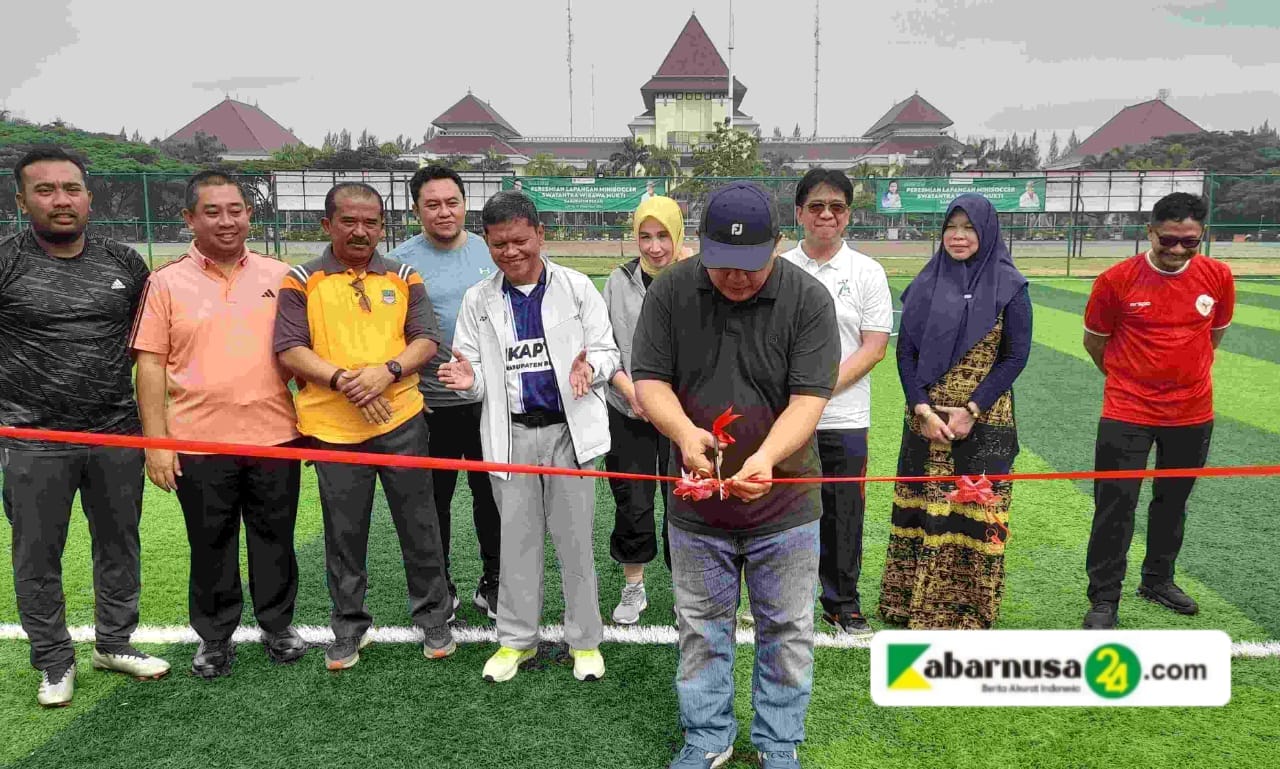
[2,171,1277,275]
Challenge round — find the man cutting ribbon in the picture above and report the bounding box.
[631,182,840,769]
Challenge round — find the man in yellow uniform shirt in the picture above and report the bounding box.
[274,183,453,669]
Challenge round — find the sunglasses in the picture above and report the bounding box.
[1155,235,1201,250]
[350,277,372,313]
[804,201,849,216]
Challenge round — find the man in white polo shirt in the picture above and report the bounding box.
[781,169,893,636]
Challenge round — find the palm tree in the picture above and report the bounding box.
[922,144,958,177]
[644,145,681,177]
[609,138,651,177]
[477,149,511,172]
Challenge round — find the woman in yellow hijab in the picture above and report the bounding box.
[600,195,686,625]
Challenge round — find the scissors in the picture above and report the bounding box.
[712,439,725,498]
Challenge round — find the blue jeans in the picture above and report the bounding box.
[670,520,820,754]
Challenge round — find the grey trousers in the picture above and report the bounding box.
[312,416,451,638]
[490,423,603,651]
[1,445,145,671]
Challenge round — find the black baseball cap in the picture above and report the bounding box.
[699,182,779,271]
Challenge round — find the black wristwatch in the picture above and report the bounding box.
[385,360,403,382]
[329,369,346,391]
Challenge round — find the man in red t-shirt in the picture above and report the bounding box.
[1081,192,1234,630]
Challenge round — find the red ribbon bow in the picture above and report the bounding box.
[675,406,743,502]
[712,406,742,446]
[674,470,721,501]
[946,474,1009,546]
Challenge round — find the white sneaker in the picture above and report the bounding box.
[37,662,76,707]
[611,581,648,625]
[92,646,171,680]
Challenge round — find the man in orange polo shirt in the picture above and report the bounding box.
[132,171,307,678]
[274,183,454,669]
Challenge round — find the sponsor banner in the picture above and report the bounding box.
[876,177,1046,213]
[502,177,667,212]
[872,630,1230,707]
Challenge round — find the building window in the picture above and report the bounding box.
[676,93,683,100]
[694,93,701,100]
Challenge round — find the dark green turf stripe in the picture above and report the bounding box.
[1029,284,1280,366]
[1011,341,1280,637]
[1232,288,1280,312]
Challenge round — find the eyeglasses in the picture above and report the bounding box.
[350,277,372,313]
[1155,235,1201,250]
[804,201,849,216]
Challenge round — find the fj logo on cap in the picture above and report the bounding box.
[731,223,743,235]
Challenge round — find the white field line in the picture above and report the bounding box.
[2,623,1277,657]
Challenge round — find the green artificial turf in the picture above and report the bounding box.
[1,277,1278,768]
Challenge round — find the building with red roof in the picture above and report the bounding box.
[166,97,302,160]
[1047,97,1203,170]
[408,13,959,173]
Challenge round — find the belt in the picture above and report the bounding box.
[511,410,567,427]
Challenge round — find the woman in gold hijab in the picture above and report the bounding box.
[600,195,687,625]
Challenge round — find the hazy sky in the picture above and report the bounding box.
[2,0,1278,148]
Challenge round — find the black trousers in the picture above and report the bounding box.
[816,428,868,615]
[312,416,451,636]
[424,403,500,584]
[174,446,301,641]
[605,405,672,569]
[2,445,144,670]
[1086,418,1214,604]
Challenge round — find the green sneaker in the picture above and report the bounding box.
[570,648,605,681]
[481,646,536,682]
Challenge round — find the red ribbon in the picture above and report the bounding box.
[674,471,720,501]
[946,474,1008,546]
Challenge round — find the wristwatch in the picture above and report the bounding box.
[329,369,346,391]
[385,360,403,382]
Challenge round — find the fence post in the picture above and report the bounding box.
[1204,174,1215,257]
[141,173,154,269]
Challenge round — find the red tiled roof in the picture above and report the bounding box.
[865,135,963,155]
[432,94,520,138]
[167,98,301,154]
[864,94,953,138]
[417,135,522,157]
[655,15,727,78]
[640,76,745,95]
[1073,99,1202,159]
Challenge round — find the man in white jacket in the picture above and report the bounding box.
[439,190,619,684]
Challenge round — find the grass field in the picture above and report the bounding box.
[1,278,1279,768]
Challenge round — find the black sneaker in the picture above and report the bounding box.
[473,575,499,621]
[191,639,234,679]
[263,626,307,665]
[822,611,874,637]
[448,583,460,623]
[1137,582,1199,615]
[1083,601,1119,629]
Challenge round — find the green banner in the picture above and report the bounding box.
[502,177,667,212]
[876,178,1046,213]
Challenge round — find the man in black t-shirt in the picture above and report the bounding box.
[0,148,170,708]
[632,182,838,769]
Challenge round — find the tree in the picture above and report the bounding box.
[691,125,763,177]
[964,137,996,170]
[130,130,143,144]
[357,129,379,151]
[159,131,227,164]
[608,137,651,177]
[477,149,511,172]
[761,151,795,177]
[524,153,575,176]
[772,126,783,139]
[1047,132,1061,165]
[1065,130,1081,155]
[922,144,959,177]
[792,123,802,139]
[645,145,681,177]
[270,143,328,169]
[118,126,127,141]
[435,154,473,171]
